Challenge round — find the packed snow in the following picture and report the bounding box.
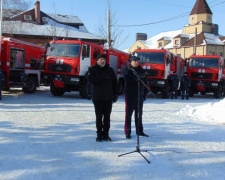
[0,87,225,180]
[178,99,225,124]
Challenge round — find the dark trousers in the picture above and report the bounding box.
[125,96,144,136]
[93,100,112,138]
[182,88,189,100]
[171,87,177,99]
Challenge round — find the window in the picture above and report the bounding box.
[82,44,90,59]
[46,43,80,58]
[175,40,179,45]
[10,49,25,69]
[24,15,32,21]
[42,17,48,23]
[159,42,162,47]
[208,16,210,20]
[93,48,100,60]
[192,17,195,20]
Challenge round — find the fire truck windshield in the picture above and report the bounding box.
[189,58,219,68]
[47,43,80,58]
[136,52,165,64]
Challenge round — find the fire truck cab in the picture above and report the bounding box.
[44,40,129,98]
[134,49,185,98]
[0,37,45,93]
[186,55,225,98]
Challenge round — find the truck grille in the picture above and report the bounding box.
[191,72,213,79]
[145,69,158,77]
[48,64,72,73]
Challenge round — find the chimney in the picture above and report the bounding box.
[136,33,147,41]
[35,1,41,24]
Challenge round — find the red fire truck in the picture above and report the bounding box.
[44,39,129,98]
[134,49,185,98]
[186,55,225,98]
[0,37,46,93]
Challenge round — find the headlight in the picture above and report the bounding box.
[211,83,218,86]
[157,81,165,85]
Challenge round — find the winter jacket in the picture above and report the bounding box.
[169,74,179,88]
[88,63,118,101]
[124,65,148,98]
[181,75,191,90]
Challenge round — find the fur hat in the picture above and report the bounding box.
[96,54,106,60]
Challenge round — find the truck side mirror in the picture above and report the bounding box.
[170,54,173,61]
[166,57,169,65]
[185,58,189,66]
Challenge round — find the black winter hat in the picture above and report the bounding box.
[129,56,140,62]
[96,54,106,60]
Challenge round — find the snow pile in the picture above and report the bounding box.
[177,99,225,124]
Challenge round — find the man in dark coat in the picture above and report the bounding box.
[0,69,4,100]
[181,72,191,100]
[169,71,179,99]
[88,54,118,142]
[124,56,148,139]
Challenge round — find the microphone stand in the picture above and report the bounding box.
[118,67,152,164]
[130,67,157,98]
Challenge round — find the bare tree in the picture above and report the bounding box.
[44,2,71,40]
[97,0,128,49]
[1,0,31,11]
[1,0,32,37]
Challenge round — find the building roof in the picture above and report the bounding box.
[2,3,105,42]
[219,36,225,42]
[2,20,105,40]
[142,30,183,49]
[134,30,224,50]
[46,13,83,25]
[190,0,212,15]
[180,32,223,47]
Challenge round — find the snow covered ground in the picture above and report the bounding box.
[1,87,225,180]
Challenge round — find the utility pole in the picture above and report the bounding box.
[107,9,111,48]
[194,27,197,55]
[0,0,3,50]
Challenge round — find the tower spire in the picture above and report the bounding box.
[190,0,212,15]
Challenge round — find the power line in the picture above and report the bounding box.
[111,0,225,28]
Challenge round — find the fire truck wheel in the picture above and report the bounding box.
[23,76,37,93]
[50,84,65,96]
[118,79,125,95]
[214,85,222,99]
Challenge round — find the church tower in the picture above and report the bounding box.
[183,0,217,34]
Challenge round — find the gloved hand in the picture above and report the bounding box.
[112,95,118,103]
[143,93,148,101]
